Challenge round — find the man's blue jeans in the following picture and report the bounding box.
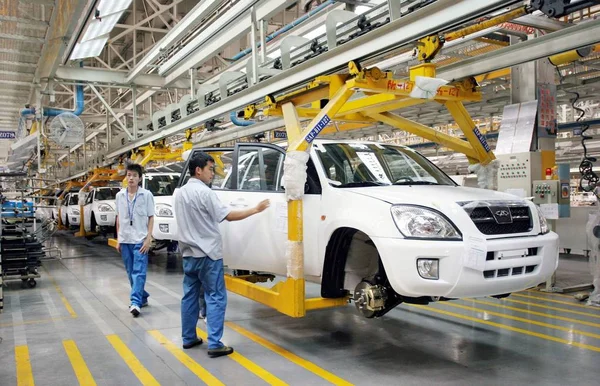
[181,256,226,349]
[120,243,149,307]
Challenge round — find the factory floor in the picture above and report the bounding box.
[1,233,599,386]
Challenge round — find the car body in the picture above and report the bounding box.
[168,140,558,316]
[82,186,120,235]
[60,192,80,228]
[145,172,180,242]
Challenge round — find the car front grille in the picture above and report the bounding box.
[463,204,533,235]
[483,265,538,279]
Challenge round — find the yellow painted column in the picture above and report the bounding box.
[281,102,306,317]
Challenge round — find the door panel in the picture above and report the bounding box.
[83,190,93,232]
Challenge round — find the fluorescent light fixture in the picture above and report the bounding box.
[69,0,132,60]
[70,37,109,60]
[81,13,121,42]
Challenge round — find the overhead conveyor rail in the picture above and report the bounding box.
[105,0,526,160]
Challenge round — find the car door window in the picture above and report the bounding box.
[85,191,94,205]
[238,150,261,191]
[262,148,283,191]
[179,149,234,189]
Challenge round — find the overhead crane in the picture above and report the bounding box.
[64,0,600,317]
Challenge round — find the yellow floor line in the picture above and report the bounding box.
[525,289,587,299]
[226,322,354,386]
[106,335,160,386]
[441,302,600,340]
[15,345,34,386]
[512,293,600,312]
[63,340,97,386]
[0,316,73,328]
[196,328,288,386]
[43,267,77,318]
[406,304,600,353]
[148,330,224,386]
[468,299,600,329]
[502,297,600,319]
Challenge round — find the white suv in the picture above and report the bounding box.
[172,140,558,317]
[82,186,120,236]
[60,192,80,228]
[144,172,180,249]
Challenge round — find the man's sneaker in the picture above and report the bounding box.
[183,339,203,349]
[208,346,234,358]
[141,301,149,308]
[129,305,140,317]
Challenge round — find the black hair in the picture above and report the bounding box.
[126,163,144,178]
[188,152,215,176]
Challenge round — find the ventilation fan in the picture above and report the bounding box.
[48,112,85,148]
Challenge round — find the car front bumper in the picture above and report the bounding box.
[373,232,559,299]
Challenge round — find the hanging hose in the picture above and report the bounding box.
[555,66,599,196]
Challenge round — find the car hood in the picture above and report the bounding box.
[153,195,173,205]
[344,185,528,207]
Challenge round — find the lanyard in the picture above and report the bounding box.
[127,189,138,226]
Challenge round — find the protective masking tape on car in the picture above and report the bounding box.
[468,159,500,190]
[585,210,600,307]
[283,151,310,201]
[286,240,304,279]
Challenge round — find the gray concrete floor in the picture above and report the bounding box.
[1,232,600,386]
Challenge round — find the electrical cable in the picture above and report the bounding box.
[555,66,599,196]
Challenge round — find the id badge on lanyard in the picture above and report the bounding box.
[127,191,138,226]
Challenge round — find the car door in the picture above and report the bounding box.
[61,193,69,225]
[83,189,94,232]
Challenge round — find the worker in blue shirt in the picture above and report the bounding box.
[174,152,269,357]
[115,163,155,317]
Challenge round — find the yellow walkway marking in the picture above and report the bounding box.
[15,345,34,386]
[226,322,353,386]
[148,330,224,386]
[1,316,73,328]
[512,293,600,312]
[106,335,160,386]
[441,302,600,340]
[502,297,600,319]
[469,299,600,329]
[406,304,600,353]
[195,328,288,386]
[63,340,97,386]
[525,289,584,299]
[43,267,77,318]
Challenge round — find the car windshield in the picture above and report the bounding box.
[68,193,78,205]
[145,175,180,196]
[95,188,120,201]
[314,142,456,188]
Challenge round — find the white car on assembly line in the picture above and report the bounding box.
[144,172,181,249]
[82,186,120,236]
[60,192,80,229]
[171,140,558,318]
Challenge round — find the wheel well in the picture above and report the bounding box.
[321,228,380,298]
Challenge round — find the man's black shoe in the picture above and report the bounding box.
[183,339,203,349]
[208,346,234,358]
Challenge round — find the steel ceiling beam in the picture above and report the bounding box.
[0,33,45,44]
[125,0,222,82]
[54,66,190,89]
[0,15,48,28]
[106,0,519,159]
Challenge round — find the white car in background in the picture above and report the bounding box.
[144,172,180,250]
[60,192,80,228]
[173,140,559,318]
[82,186,120,236]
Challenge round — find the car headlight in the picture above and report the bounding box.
[536,205,549,234]
[391,205,461,240]
[98,203,113,212]
[156,203,174,217]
